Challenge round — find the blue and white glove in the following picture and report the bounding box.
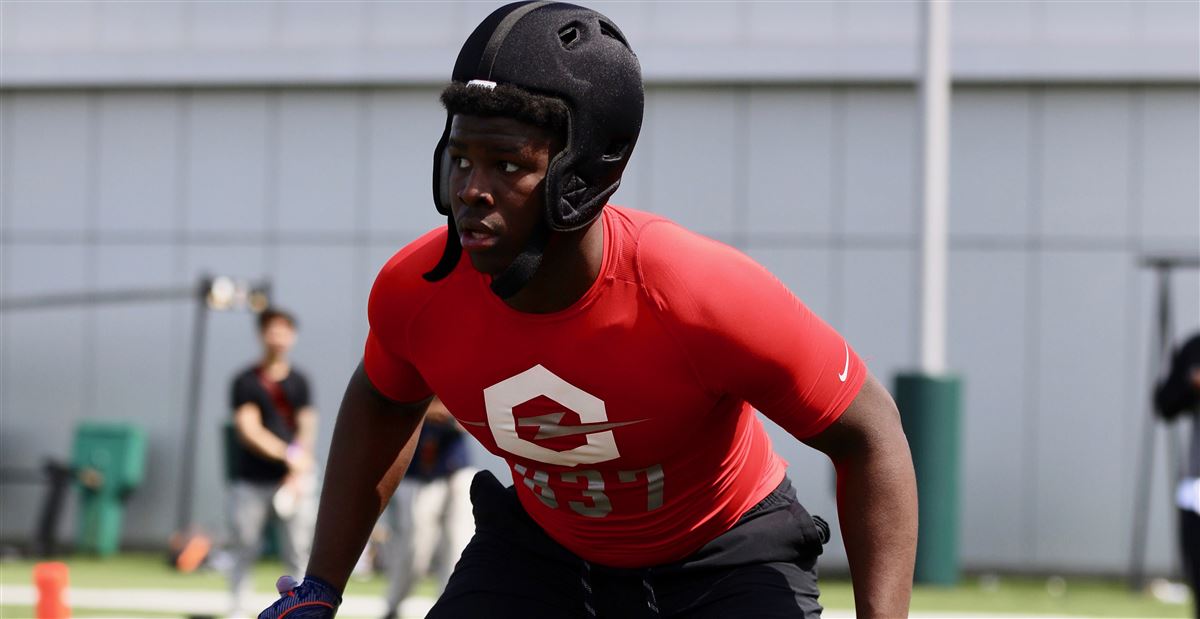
[257,574,342,619]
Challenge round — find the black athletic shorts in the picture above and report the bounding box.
[427,470,828,619]
[1182,508,1199,619]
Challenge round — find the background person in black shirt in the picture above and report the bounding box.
[1156,330,1200,619]
[227,307,318,617]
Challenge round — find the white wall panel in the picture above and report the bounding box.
[7,93,91,233]
[842,89,917,239]
[276,92,361,234]
[949,88,1033,239]
[746,89,836,239]
[947,249,1030,568]
[97,92,180,233]
[1140,89,1200,245]
[1040,89,1132,240]
[366,90,447,234]
[1033,251,1132,569]
[646,89,739,235]
[186,92,270,234]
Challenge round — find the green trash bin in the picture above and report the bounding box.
[72,422,147,557]
[895,372,963,586]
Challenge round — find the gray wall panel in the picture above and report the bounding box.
[646,2,740,44]
[8,93,91,233]
[0,1,95,50]
[97,92,180,233]
[1040,89,1132,240]
[1143,0,1200,42]
[949,89,1032,239]
[839,1,916,42]
[186,92,270,234]
[841,248,917,381]
[96,1,186,50]
[646,89,739,236]
[0,244,90,541]
[746,89,836,239]
[278,2,365,48]
[747,247,835,321]
[1033,250,1132,569]
[92,245,184,542]
[366,90,447,235]
[276,92,361,234]
[367,1,459,47]
[2,80,1197,571]
[1044,1,1136,40]
[842,89,917,240]
[953,1,1035,42]
[947,249,1030,568]
[746,3,837,42]
[188,2,276,50]
[1140,89,1200,245]
[272,246,361,463]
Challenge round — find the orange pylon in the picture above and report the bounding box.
[33,561,69,619]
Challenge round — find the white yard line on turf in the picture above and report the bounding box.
[0,585,1157,619]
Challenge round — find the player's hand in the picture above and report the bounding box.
[257,574,341,619]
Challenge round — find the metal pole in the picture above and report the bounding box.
[918,0,951,374]
[0,286,198,312]
[174,276,211,533]
[1129,266,1176,589]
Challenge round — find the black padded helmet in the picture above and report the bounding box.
[423,1,644,298]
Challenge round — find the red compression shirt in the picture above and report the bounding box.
[364,206,866,567]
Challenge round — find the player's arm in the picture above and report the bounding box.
[303,363,429,594]
[233,403,290,462]
[802,373,917,619]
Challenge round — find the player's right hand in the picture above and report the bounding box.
[257,574,341,619]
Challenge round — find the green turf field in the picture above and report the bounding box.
[0,553,1192,618]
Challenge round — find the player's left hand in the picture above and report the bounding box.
[257,574,341,619]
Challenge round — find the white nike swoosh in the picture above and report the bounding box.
[517,414,649,440]
[837,341,850,382]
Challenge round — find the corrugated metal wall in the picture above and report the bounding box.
[1,1,1197,575]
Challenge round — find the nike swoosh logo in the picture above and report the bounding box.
[517,413,649,440]
[837,341,850,382]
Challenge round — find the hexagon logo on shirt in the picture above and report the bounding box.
[483,364,641,467]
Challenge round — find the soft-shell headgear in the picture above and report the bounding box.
[423,1,644,298]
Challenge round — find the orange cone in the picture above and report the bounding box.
[33,562,69,619]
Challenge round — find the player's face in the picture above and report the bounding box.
[447,114,556,276]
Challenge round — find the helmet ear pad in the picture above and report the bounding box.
[542,118,627,233]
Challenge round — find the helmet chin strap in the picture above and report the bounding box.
[423,216,552,301]
[489,218,551,299]
[423,215,463,282]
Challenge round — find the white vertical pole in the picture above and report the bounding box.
[918,0,951,375]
